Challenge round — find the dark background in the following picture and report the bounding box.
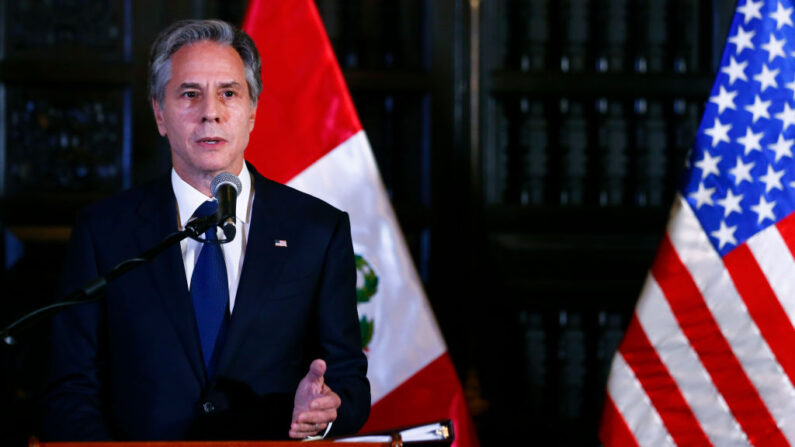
[0,1,736,445]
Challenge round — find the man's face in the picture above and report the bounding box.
[152,40,256,190]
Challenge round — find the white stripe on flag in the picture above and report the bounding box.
[746,226,795,329]
[607,353,675,447]
[668,197,795,442]
[635,274,749,447]
[288,131,446,402]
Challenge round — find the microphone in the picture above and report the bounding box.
[210,172,243,241]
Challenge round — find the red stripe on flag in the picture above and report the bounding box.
[776,211,795,257]
[618,314,712,446]
[242,0,362,184]
[362,353,479,447]
[599,393,641,447]
[724,243,795,390]
[652,234,788,447]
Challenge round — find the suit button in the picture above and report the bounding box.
[202,401,215,414]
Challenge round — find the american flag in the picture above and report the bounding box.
[600,1,795,446]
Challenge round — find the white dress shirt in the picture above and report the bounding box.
[172,166,254,312]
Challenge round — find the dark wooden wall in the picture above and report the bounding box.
[0,1,736,445]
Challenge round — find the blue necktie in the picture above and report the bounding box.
[190,200,229,378]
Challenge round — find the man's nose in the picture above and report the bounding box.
[201,96,223,122]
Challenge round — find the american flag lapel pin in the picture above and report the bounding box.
[274,239,288,247]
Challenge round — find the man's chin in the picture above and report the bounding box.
[174,153,243,177]
[200,163,244,178]
[192,157,241,174]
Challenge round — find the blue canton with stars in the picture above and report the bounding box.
[685,0,795,256]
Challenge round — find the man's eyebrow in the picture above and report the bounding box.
[178,82,201,90]
[218,81,243,89]
[176,81,242,90]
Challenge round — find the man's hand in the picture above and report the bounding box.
[290,359,341,438]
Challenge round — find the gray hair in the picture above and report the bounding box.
[148,19,262,107]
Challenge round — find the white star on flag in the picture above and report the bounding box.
[729,156,755,185]
[729,25,757,54]
[787,78,795,98]
[776,102,795,129]
[695,150,722,179]
[754,64,780,91]
[703,117,733,146]
[738,0,764,23]
[710,85,738,114]
[717,189,744,217]
[689,182,716,209]
[745,95,772,123]
[751,195,777,223]
[710,221,738,249]
[721,56,749,84]
[760,164,785,192]
[762,33,787,61]
[769,133,794,161]
[771,1,794,29]
[737,127,764,154]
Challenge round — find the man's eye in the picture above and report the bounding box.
[182,91,197,98]
[223,90,235,98]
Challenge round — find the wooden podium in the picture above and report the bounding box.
[30,441,398,447]
[28,420,453,447]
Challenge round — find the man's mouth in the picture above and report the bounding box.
[198,137,224,145]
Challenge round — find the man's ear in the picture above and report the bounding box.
[248,102,257,133]
[152,98,167,136]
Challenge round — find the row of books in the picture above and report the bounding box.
[520,310,626,421]
[491,0,708,73]
[316,0,428,70]
[4,1,128,60]
[484,96,703,207]
[316,0,714,73]
[4,88,130,195]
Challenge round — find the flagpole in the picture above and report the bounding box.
[469,0,481,202]
[466,0,484,421]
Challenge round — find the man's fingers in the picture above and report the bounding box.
[289,430,319,439]
[289,430,314,439]
[290,429,320,438]
[289,421,327,439]
[292,421,327,432]
[297,408,338,424]
[309,393,341,410]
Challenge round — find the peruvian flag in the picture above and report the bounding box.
[242,2,479,446]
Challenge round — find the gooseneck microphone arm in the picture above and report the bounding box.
[0,215,217,346]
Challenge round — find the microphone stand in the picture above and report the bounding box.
[0,215,221,346]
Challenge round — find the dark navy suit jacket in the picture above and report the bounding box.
[42,167,370,440]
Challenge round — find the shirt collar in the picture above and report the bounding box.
[172,165,253,229]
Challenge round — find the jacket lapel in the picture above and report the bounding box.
[134,176,206,386]
[215,173,291,374]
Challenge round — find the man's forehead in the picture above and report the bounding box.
[176,80,244,89]
[170,41,245,72]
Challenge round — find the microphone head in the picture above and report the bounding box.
[210,172,242,197]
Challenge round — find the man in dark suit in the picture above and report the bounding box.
[42,19,369,441]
